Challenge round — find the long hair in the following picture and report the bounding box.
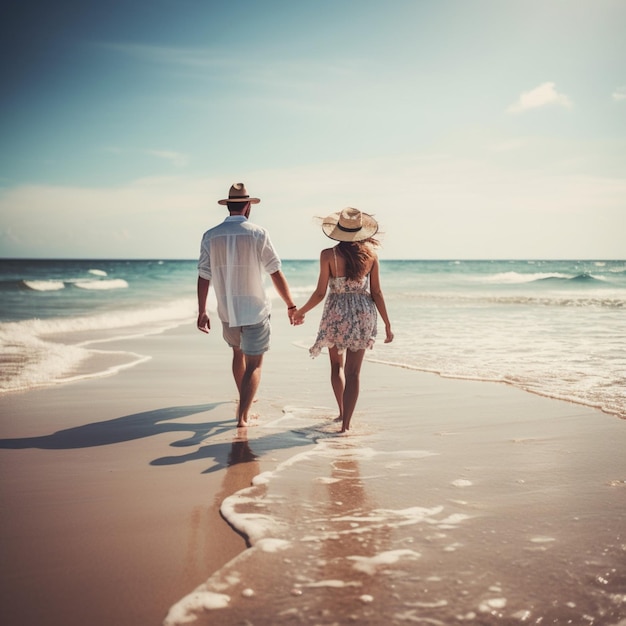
[336,239,380,280]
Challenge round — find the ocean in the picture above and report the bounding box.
[2,257,626,624]
[1,258,625,420]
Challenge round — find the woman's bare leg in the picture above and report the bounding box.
[341,349,366,432]
[328,347,345,421]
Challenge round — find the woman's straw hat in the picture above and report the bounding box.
[322,207,378,242]
[218,182,260,205]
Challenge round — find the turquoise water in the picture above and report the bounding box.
[1,258,625,418]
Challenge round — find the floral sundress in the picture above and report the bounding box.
[309,250,377,357]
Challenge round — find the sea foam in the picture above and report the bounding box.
[73,278,129,290]
[22,280,65,291]
[0,298,194,393]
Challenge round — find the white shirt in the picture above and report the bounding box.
[198,216,282,327]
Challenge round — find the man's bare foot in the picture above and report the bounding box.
[333,415,343,422]
[237,419,248,428]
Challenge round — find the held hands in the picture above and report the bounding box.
[197,312,211,334]
[289,307,305,326]
[287,306,298,326]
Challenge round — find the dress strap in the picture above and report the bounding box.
[332,247,339,277]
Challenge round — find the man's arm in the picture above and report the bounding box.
[197,276,211,333]
[270,270,298,325]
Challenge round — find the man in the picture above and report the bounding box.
[197,182,298,427]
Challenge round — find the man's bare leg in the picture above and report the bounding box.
[237,353,263,427]
[231,347,245,394]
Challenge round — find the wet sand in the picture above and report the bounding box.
[164,364,626,625]
[0,320,314,626]
[1,319,625,625]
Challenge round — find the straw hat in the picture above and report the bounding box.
[322,207,378,242]
[218,182,260,205]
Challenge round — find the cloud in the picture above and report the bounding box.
[100,42,359,97]
[1,225,21,246]
[102,146,190,167]
[99,43,231,70]
[1,153,625,260]
[0,177,215,259]
[612,86,626,101]
[507,82,572,114]
[145,150,190,168]
[488,139,528,153]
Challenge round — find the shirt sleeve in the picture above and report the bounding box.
[197,234,212,280]
[260,230,282,274]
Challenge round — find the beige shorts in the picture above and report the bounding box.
[221,318,271,355]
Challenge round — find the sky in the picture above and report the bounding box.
[1,0,625,260]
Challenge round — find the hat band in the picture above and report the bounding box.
[229,195,249,199]
[337,224,362,233]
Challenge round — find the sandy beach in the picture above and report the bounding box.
[0,316,310,625]
[1,315,625,625]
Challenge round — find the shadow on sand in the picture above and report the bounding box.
[150,427,314,474]
[0,402,231,450]
[0,401,316,474]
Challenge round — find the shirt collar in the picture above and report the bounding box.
[224,215,247,223]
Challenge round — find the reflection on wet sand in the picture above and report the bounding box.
[182,433,261,587]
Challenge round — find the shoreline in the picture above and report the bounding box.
[166,350,626,624]
[366,355,626,421]
[0,320,318,626]
[1,318,625,625]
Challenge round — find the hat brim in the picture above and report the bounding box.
[218,197,260,205]
[321,211,378,242]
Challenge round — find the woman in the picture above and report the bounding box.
[294,207,394,432]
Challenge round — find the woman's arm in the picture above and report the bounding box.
[369,258,394,343]
[293,249,332,322]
